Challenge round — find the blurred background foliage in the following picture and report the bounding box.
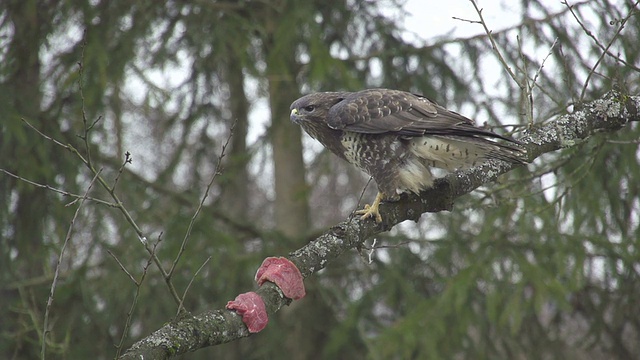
[1,0,639,359]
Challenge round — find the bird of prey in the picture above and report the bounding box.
[290,88,527,223]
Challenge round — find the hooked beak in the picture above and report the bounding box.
[290,108,300,123]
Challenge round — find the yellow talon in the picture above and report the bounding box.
[355,192,384,223]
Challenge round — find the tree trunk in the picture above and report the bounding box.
[268,79,310,239]
[1,3,50,359]
[263,17,310,240]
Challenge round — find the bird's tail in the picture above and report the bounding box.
[409,135,528,171]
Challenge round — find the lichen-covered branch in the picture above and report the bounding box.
[120,90,638,359]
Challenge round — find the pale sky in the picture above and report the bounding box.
[403,0,514,40]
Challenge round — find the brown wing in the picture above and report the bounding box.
[326,88,515,142]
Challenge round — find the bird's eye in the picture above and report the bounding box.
[303,105,316,112]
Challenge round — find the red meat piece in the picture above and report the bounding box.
[226,292,268,333]
[255,257,306,300]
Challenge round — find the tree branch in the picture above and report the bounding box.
[119,89,639,359]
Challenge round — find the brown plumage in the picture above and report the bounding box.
[290,88,527,222]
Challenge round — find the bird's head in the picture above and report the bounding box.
[290,92,346,126]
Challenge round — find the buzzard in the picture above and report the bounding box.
[290,89,526,223]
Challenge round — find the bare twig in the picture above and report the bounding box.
[114,235,163,359]
[23,117,182,304]
[451,16,481,24]
[167,121,235,280]
[557,45,578,106]
[107,250,140,286]
[42,169,101,360]
[177,256,212,316]
[516,35,534,124]
[23,37,188,306]
[525,37,559,125]
[76,30,104,168]
[0,168,114,207]
[369,240,412,250]
[563,0,640,74]
[21,118,76,152]
[531,38,559,94]
[563,0,640,100]
[112,151,133,191]
[469,0,563,125]
[469,0,523,89]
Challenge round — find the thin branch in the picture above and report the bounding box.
[563,0,640,74]
[168,121,235,280]
[370,240,413,250]
[94,152,269,240]
[107,250,139,286]
[42,169,101,360]
[0,168,115,207]
[565,0,640,100]
[21,118,77,152]
[531,37,559,94]
[21,118,141,230]
[469,0,523,89]
[76,30,97,168]
[557,45,578,106]
[19,52,187,306]
[522,36,559,126]
[114,235,163,359]
[516,35,534,124]
[451,16,481,24]
[177,256,212,316]
[112,151,133,191]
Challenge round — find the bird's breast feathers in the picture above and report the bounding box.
[340,131,402,170]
